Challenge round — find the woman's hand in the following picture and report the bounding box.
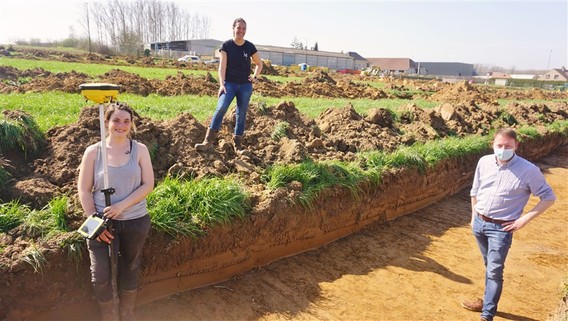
[102,203,126,219]
[218,85,226,97]
[97,228,114,244]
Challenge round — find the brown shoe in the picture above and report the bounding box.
[461,298,483,312]
[195,128,217,152]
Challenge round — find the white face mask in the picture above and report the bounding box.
[494,147,515,161]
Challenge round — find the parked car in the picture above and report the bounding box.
[204,58,219,65]
[177,55,201,63]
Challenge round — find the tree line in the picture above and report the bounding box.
[82,0,210,55]
[11,0,210,55]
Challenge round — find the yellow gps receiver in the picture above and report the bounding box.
[79,83,120,104]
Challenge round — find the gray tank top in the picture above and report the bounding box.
[93,140,148,220]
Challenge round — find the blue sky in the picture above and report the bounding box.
[0,0,566,70]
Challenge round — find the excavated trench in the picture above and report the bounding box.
[17,133,565,321]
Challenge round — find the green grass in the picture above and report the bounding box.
[271,121,290,141]
[23,243,47,274]
[547,120,568,135]
[1,91,441,132]
[21,197,70,239]
[497,98,568,107]
[0,92,220,130]
[0,57,208,80]
[262,160,366,209]
[58,233,86,273]
[360,135,490,175]
[517,126,542,142]
[0,201,26,232]
[147,176,250,237]
[0,92,85,131]
[0,109,45,157]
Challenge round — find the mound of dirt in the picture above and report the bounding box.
[429,80,496,105]
[316,103,402,154]
[99,69,154,96]
[151,72,218,96]
[4,97,568,210]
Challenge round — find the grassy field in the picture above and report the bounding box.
[0,57,209,79]
[0,90,441,132]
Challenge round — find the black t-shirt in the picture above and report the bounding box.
[220,39,258,83]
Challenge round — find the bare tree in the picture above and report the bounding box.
[290,37,304,49]
[86,0,210,54]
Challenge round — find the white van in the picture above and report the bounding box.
[177,55,201,63]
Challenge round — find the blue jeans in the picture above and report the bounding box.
[210,81,253,136]
[472,214,513,321]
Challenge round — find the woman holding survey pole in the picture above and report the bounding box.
[78,102,154,321]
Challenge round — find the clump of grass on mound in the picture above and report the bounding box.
[147,176,250,237]
[271,121,290,141]
[23,243,47,274]
[0,111,45,157]
[0,196,70,238]
[0,201,26,232]
[21,196,70,239]
[262,160,367,209]
[57,233,86,273]
[547,120,568,135]
[516,126,542,141]
[361,135,490,175]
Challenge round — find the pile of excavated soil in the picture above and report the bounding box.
[3,97,568,211]
[2,65,568,103]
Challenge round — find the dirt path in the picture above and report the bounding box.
[133,146,567,321]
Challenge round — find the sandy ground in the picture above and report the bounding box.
[134,145,568,321]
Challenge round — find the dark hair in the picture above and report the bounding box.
[104,102,137,138]
[233,18,247,27]
[494,128,517,142]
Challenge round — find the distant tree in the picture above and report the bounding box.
[290,37,304,49]
[312,42,318,51]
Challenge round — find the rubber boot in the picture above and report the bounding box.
[195,128,217,151]
[98,300,118,321]
[233,135,244,152]
[119,290,138,321]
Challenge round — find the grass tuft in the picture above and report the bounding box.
[147,176,250,237]
[262,160,365,209]
[23,243,47,275]
[20,196,70,239]
[0,111,45,157]
[271,121,290,141]
[59,233,86,273]
[0,201,26,232]
[361,135,490,174]
[547,120,568,136]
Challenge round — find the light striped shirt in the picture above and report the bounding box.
[470,153,556,221]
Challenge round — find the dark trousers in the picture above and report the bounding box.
[87,215,151,302]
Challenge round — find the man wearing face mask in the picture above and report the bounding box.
[461,128,556,321]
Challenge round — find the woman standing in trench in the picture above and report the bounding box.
[78,102,154,321]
